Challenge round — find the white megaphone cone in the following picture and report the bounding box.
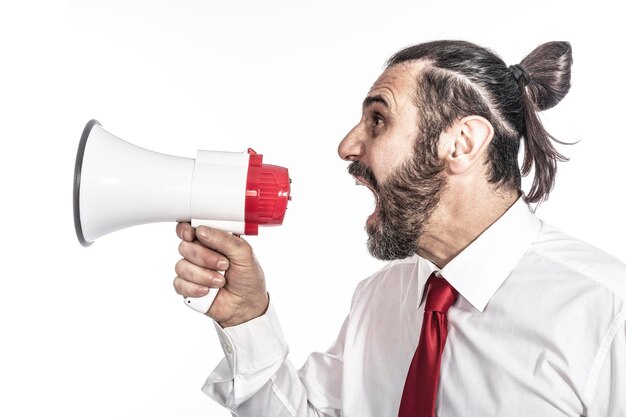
[73,120,291,313]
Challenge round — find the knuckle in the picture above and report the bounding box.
[241,243,254,258]
[179,241,197,259]
[175,259,187,277]
[172,277,183,294]
[233,236,251,253]
[200,251,216,268]
[181,242,202,261]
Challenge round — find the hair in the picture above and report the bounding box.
[386,40,573,203]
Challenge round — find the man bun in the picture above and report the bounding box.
[520,41,573,111]
[516,41,573,203]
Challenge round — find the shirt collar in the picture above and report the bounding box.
[418,197,541,312]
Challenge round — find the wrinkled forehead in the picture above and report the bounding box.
[367,61,427,106]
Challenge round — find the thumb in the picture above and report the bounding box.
[195,226,253,264]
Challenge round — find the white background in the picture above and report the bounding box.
[1,1,624,416]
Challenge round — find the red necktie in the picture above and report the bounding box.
[398,273,459,417]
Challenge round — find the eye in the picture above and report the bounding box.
[371,113,385,131]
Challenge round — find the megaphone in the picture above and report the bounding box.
[73,119,291,313]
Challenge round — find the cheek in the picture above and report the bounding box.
[367,148,395,183]
[369,140,413,183]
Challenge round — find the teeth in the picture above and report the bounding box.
[355,179,364,186]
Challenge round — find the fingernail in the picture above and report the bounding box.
[181,229,188,241]
[217,260,229,271]
[197,227,207,239]
[213,276,225,286]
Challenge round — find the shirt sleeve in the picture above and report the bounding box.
[201,301,346,417]
[584,310,626,417]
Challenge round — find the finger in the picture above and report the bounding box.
[176,222,196,242]
[175,258,226,287]
[195,226,252,262]
[173,276,211,298]
[178,240,230,271]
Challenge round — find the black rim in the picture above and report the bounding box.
[73,119,101,247]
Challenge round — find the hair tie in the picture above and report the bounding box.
[509,64,531,88]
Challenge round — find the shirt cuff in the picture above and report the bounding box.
[213,300,289,376]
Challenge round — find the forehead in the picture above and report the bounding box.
[366,61,424,108]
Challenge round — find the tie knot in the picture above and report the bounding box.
[424,274,458,313]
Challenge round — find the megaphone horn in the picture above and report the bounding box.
[73,119,291,313]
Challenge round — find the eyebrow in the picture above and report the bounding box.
[362,95,390,110]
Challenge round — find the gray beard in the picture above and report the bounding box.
[351,144,446,261]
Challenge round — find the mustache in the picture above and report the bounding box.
[348,161,379,191]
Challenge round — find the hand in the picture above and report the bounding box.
[173,223,269,327]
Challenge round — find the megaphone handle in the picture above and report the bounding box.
[184,288,219,314]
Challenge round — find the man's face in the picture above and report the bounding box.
[338,62,446,260]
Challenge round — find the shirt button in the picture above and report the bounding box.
[224,343,233,354]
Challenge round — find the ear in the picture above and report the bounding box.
[439,116,494,175]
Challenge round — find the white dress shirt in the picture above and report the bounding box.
[202,198,626,416]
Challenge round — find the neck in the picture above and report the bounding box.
[417,185,520,268]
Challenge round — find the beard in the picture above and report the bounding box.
[348,139,446,261]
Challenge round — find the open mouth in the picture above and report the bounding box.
[354,175,381,224]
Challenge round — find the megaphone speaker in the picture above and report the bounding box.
[73,119,291,313]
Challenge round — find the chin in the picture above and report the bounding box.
[366,223,416,261]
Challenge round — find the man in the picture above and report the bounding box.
[173,40,626,416]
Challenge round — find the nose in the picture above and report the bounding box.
[337,123,365,161]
